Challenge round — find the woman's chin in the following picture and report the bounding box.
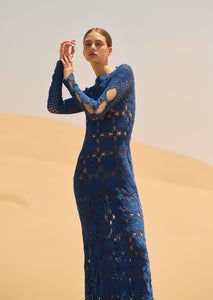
[87,56,100,63]
[88,54,98,60]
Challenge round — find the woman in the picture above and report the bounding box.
[47,27,155,300]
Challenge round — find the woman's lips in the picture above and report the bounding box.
[89,53,97,56]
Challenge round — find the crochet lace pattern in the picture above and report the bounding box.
[47,60,155,300]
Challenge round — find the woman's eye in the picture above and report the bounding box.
[84,42,102,47]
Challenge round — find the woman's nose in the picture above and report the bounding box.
[90,43,96,49]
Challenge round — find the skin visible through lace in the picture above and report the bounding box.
[47,61,155,298]
[68,79,117,115]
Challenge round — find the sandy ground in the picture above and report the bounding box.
[0,113,213,300]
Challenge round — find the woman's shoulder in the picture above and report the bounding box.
[84,63,134,92]
[115,63,134,76]
[118,63,133,69]
[113,63,134,82]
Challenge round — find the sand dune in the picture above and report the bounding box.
[0,113,213,300]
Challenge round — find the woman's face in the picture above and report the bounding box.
[83,31,112,63]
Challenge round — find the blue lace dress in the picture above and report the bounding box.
[47,60,155,300]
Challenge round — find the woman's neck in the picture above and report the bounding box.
[91,62,114,78]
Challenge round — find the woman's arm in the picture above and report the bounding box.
[62,63,134,120]
[47,60,85,114]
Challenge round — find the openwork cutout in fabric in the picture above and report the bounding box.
[62,63,134,121]
[71,87,117,115]
[47,59,155,300]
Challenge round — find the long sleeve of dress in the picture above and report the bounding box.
[47,60,84,114]
[62,63,134,121]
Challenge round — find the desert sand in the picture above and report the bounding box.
[0,113,213,300]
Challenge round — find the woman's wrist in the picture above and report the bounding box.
[63,72,74,80]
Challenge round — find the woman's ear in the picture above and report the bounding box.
[108,47,112,56]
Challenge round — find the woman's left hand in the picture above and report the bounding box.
[60,40,76,79]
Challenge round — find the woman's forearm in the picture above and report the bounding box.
[47,60,83,114]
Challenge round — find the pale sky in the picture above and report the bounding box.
[1,0,212,165]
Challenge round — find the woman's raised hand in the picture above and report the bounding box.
[60,40,76,79]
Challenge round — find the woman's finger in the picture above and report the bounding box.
[61,41,76,47]
[66,52,73,65]
[63,52,69,62]
[61,40,76,45]
[64,45,75,57]
[60,58,65,65]
[62,53,68,63]
[67,53,73,63]
[71,47,75,55]
[64,43,74,51]
[63,44,69,52]
[63,46,71,57]
[60,41,75,55]
[63,41,75,46]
